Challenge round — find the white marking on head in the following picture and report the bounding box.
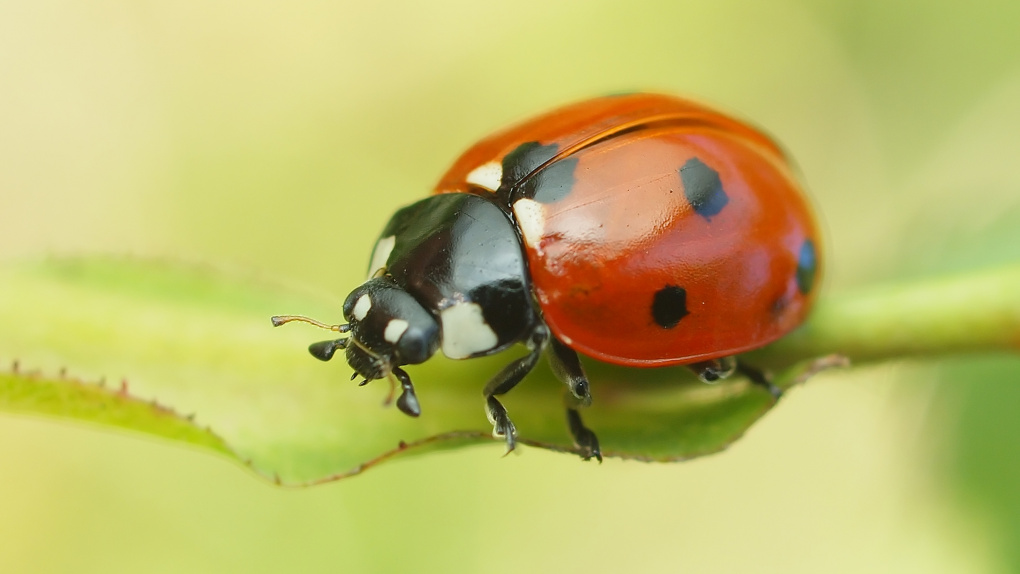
[353,294,372,321]
[439,302,498,359]
[383,319,409,344]
[512,198,546,248]
[465,161,503,192]
[367,235,396,279]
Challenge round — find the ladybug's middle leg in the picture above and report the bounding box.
[688,356,737,382]
[481,325,549,455]
[547,338,602,462]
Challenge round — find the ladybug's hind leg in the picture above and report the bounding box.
[688,357,783,400]
[548,338,602,462]
[735,360,783,400]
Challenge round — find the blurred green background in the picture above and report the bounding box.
[2,0,1020,572]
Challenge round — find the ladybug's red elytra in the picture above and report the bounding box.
[273,93,821,461]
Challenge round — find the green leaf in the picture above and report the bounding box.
[0,368,233,457]
[1,257,1016,484]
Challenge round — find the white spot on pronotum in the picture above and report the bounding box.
[439,302,498,359]
[353,294,372,321]
[512,198,546,248]
[367,235,396,279]
[465,161,503,192]
[383,319,409,344]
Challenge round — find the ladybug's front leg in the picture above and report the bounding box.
[482,326,549,455]
[547,338,601,462]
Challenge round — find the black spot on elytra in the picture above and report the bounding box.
[770,293,791,318]
[501,142,559,188]
[796,239,818,295]
[652,285,689,329]
[520,156,578,204]
[679,157,728,220]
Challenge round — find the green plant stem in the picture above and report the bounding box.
[751,264,1020,367]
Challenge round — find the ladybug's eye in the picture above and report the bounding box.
[341,278,440,370]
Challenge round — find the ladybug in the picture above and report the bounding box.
[273,93,820,462]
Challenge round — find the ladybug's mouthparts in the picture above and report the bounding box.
[344,338,393,381]
[271,313,422,417]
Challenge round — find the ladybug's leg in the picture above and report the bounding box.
[548,338,593,405]
[481,325,550,454]
[547,338,602,462]
[735,360,783,400]
[689,357,783,400]
[390,367,422,417]
[565,408,602,463]
[687,356,736,382]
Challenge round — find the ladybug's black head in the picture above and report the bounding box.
[270,277,437,418]
[338,277,441,381]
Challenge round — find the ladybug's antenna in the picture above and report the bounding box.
[270,315,351,333]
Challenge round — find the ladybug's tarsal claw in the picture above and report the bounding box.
[501,438,517,457]
[485,396,517,453]
[567,408,602,463]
